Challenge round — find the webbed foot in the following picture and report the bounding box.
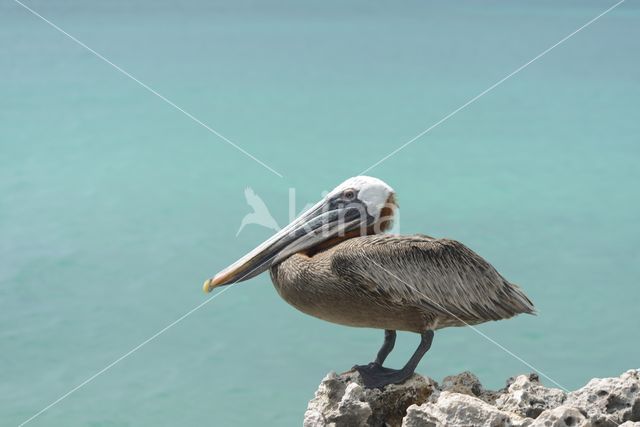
[352,362,413,389]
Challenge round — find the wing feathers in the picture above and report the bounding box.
[330,234,534,325]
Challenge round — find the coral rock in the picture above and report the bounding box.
[496,374,567,418]
[530,405,590,427]
[402,391,531,427]
[304,370,437,427]
[440,371,503,404]
[305,369,640,427]
[564,369,640,426]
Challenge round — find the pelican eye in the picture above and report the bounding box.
[343,189,356,201]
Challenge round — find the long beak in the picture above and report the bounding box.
[203,198,370,292]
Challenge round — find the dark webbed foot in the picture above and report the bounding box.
[353,330,434,390]
[353,363,413,389]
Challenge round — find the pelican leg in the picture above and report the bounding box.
[375,330,397,365]
[354,330,434,390]
[353,330,396,372]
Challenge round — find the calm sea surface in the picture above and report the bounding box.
[2,1,639,425]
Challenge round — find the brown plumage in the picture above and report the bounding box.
[271,234,534,333]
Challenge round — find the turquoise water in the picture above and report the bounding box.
[2,1,639,425]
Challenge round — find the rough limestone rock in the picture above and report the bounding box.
[496,374,567,418]
[564,369,640,426]
[530,405,589,427]
[440,371,503,404]
[305,369,640,427]
[402,391,531,427]
[304,371,437,427]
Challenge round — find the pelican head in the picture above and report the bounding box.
[203,176,396,292]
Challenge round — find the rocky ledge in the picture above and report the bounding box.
[304,369,640,427]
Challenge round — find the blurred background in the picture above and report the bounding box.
[1,0,639,425]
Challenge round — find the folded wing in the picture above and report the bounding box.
[330,234,535,325]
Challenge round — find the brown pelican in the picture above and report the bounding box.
[203,176,535,389]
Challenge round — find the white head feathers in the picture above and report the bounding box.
[331,176,395,218]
